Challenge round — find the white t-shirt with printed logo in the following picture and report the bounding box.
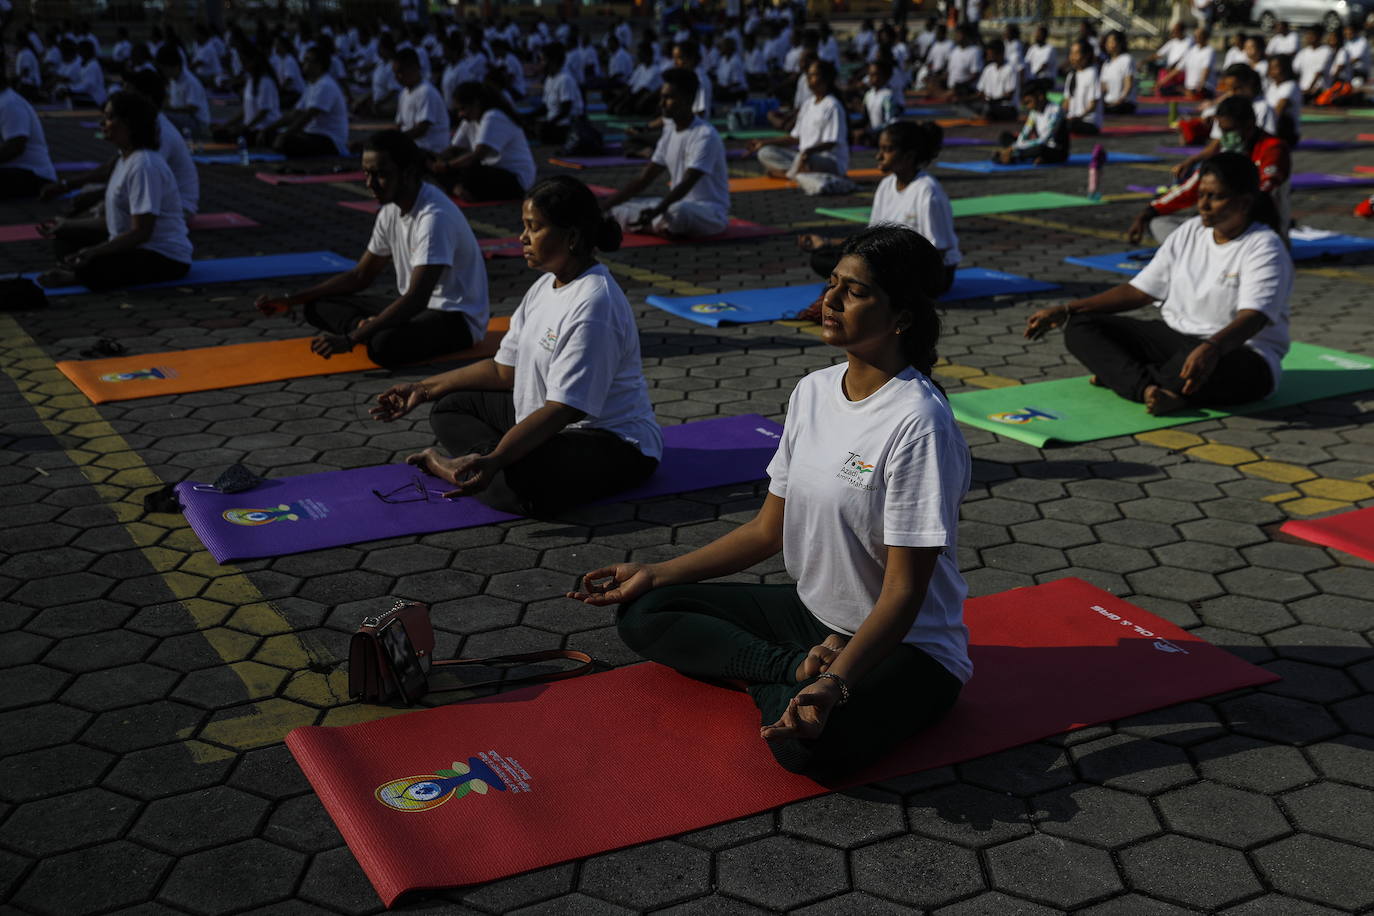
[494,264,662,459]
[397,82,451,153]
[104,149,192,264]
[765,364,972,683]
[869,172,961,268]
[451,108,537,190]
[651,116,730,223]
[1129,215,1292,394]
[367,182,489,342]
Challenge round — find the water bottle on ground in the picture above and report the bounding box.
[238,135,250,166]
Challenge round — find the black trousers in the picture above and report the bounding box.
[276,131,338,158]
[438,163,524,201]
[304,298,475,369]
[809,246,955,298]
[429,389,658,516]
[618,583,962,776]
[1063,312,1273,405]
[1068,117,1101,136]
[52,224,190,291]
[0,167,48,199]
[1105,100,1137,115]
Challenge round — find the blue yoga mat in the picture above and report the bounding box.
[32,251,354,297]
[1066,233,1374,275]
[55,161,100,172]
[192,151,287,164]
[645,268,1059,327]
[937,151,1161,173]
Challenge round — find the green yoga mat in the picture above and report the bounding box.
[817,191,1104,224]
[1300,113,1348,123]
[949,342,1374,447]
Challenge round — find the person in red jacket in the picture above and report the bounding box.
[1129,96,1289,244]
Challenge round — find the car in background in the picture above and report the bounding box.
[1252,0,1370,32]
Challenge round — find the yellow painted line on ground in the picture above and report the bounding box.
[1298,265,1374,288]
[602,257,713,295]
[0,316,402,757]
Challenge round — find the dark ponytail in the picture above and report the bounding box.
[838,225,944,379]
[526,176,623,255]
[881,119,943,166]
[1197,150,1282,236]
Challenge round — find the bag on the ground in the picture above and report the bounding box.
[348,599,595,706]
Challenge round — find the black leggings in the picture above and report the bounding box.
[618,583,962,776]
[0,167,48,199]
[1067,117,1101,136]
[1105,100,1138,115]
[1063,312,1273,405]
[809,246,956,298]
[438,163,524,202]
[429,389,658,516]
[276,131,339,158]
[52,224,190,291]
[304,298,475,369]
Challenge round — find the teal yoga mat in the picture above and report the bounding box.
[817,191,1104,224]
[32,251,354,297]
[949,342,1374,447]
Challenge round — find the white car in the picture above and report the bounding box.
[1252,0,1370,32]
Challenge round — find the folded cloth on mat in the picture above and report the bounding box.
[286,576,1276,905]
[257,170,366,184]
[645,268,1058,327]
[56,317,510,404]
[938,151,1161,172]
[479,218,783,257]
[30,250,355,296]
[1282,506,1374,563]
[949,341,1374,447]
[817,191,1103,224]
[1066,232,1374,274]
[0,212,259,243]
[179,414,785,562]
[193,151,286,164]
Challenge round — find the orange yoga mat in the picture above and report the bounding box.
[56,317,509,404]
[728,168,882,193]
[1355,165,1374,174]
[288,577,1277,905]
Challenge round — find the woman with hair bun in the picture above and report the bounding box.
[569,225,972,778]
[372,175,662,517]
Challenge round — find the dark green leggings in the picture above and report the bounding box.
[617,583,962,777]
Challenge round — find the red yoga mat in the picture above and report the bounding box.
[1355,165,1374,175]
[257,170,366,185]
[0,212,259,243]
[287,578,1276,907]
[477,218,784,258]
[1099,124,1176,135]
[1281,506,1374,563]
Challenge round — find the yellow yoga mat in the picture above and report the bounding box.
[57,317,510,404]
[728,169,882,193]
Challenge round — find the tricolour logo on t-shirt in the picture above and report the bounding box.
[836,451,878,491]
[539,327,558,352]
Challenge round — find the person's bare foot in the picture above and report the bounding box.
[1143,385,1186,415]
[37,269,77,288]
[1088,375,1104,387]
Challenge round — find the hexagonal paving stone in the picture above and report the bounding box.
[1218,693,1343,745]
[0,788,139,857]
[1253,834,1374,909]
[789,891,921,915]
[906,782,1032,846]
[779,790,906,847]
[1076,893,1201,915]
[159,838,306,914]
[458,863,576,912]
[11,840,169,915]
[0,743,113,802]
[1121,835,1264,909]
[577,840,711,910]
[103,741,236,801]
[296,845,383,915]
[61,663,181,712]
[1282,782,1374,847]
[1156,782,1291,848]
[130,785,270,854]
[1305,736,1374,786]
[985,834,1122,908]
[0,664,71,711]
[716,835,848,910]
[83,701,206,754]
[957,742,1075,797]
[1071,735,1195,795]
[1032,784,1163,848]
[1194,736,1317,793]
[851,835,982,908]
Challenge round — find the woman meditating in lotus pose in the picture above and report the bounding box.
[568,225,972,777]
[1025,152,1291,416]
[371,175,661,517]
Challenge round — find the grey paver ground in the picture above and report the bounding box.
[3,38,1374,915]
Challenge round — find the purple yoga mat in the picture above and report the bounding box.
[1291,172,1374,189]
[942,136,997,146]
[179,414,784,563]
[1128,183,1166,194]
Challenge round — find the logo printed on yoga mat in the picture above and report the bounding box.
[375,752,530,812]
[989,407,1060,425]
[223,498,329,526]
[98,367,178,383]
[690,302,739,314]
[1317,354,1373,370]
[1091,604,1191,654]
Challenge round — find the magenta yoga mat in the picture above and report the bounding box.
[179,414,784,562]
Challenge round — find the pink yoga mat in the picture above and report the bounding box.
[1100,124,1175,135]
[257,170,366,185]
[0,212,259,243]
[1281,506,1374,563]
[287,577,1278,906]
[479,218,783,258]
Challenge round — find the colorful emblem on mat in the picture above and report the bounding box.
[222,498,328,526]
[989,407,1059,425]
[1317,353,1373,370]
[690,302,739,314]
[98,367,177,383]
[375,753,531,812]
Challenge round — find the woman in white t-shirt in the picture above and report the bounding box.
[746,58,849,181]
[372,176,661,517]
[1025,153,1291,415]
[568,225,971,777]
[1264,54,1302,147]
[797,120,959,296]
[37,91,191,291]
[432,81,536,202]
[1101,30,1137,114]
[211,51,281,144]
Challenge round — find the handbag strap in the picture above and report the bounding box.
[429,649,595,692]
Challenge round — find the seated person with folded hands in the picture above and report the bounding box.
[1025,153,1291,416]
[254,130,489,369]
[599,68,731,239]
[371,176,661,518]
